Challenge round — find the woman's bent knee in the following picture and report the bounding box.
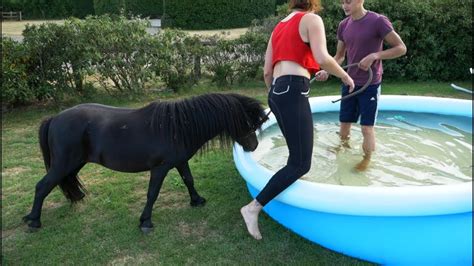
[291,160,311,177]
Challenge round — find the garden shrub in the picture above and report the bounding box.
[1,37,34,107]
[2,0,163,19]
[93,0,125,16]
[204,37,239,87]
[72,0,95,18]
[22,22,83,100]
[233,31,268,83]
[152,29,204,92]
[125,0,163,18]
[320,0,472,81]
[80,15,156,93]
[162,0,275,30]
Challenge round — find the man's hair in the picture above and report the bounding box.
[288,0,322,13]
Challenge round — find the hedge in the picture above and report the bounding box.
[2,0,163,19]
[124,0,163,18]
[320,0,472,81]
[162,0,276,30]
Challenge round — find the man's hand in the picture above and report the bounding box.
[314,70,329,81]
[358,53,379,71]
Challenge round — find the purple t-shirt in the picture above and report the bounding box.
[337,11,393,85]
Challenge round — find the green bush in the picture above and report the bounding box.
[94,0,163,17]
[23,22,82,100]
[125,0,163,18]
[2,0,22,12]
[152,30,204,91]
[163,0,276,30]
[204,37,239,86]
[19,0,73,19]
[1,37,34,107]
[3,0,81,19]
[320,0,472,81]
[233,31,268,83]
[93,0,125,16]
[72,0,95,18]
[2,0,163,19]
[367,0,472,81]
[81,15,156,93]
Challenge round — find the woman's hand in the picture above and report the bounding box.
[314,70,329,81]
[341,74,355,93]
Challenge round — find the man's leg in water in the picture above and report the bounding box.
[356,125,375,171]
[339,122,352,148]
[355,84,380,171]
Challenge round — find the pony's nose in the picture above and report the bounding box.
[244,141,258,152]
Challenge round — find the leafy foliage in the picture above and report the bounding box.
[93,0,126,16]
[162,0,276,30]
[1,37,33,107]
[2,0,163,19]
[80,16,156,93]
[152,30,204,92]
[2,0,471,107]
[320,0,472,81]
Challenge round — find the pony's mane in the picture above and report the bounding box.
[143,93,266,151]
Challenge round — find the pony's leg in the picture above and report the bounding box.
[23,163,84,230]
[139,164,172,233]
[176,162,206,207]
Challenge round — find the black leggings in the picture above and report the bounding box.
[256,75,313,206]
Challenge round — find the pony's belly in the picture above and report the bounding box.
[88,153,156,173]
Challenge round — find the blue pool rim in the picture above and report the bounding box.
[233,95,472,265]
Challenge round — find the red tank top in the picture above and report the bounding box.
[271,12,320,74]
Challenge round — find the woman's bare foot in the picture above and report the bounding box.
[240,200,263,240]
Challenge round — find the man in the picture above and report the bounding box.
[321,0,407,171]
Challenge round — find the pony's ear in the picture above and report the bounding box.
[255,110,271,129]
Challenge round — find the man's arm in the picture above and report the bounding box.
[334,40,346,65]
[313,39,346,81]
[359,31,407,71]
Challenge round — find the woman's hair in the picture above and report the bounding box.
[288,0,322,13]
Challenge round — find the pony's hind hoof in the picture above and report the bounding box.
[140,226,154,234]
[22,215,30,223]
[190,197,206,207]
[27,226,41,233]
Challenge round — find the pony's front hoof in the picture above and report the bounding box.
[27,225,41,233]
[139,220,154,234]
[140,226,154,234]
[190,197,206,207]
[23,214,41,228]
[25,219,41,232]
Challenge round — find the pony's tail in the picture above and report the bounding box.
[39,117,53,171]
[39,117,86,202]
[59,173,86,203]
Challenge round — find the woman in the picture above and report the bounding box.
[240,0,354,240]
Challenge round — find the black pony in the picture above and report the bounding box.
[23,93,268,233]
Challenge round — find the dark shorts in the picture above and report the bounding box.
[339,83,381,126]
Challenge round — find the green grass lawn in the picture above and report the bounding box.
[2,80,471,265]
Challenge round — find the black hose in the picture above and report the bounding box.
[310,62,374,103]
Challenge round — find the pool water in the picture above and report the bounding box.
[253,111,472,187]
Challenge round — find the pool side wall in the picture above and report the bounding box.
[234,96,473,265]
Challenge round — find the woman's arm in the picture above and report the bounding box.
[263,35,274,90]
[304,13,354,91]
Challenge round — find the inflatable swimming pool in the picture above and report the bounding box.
[233,96,472,265]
